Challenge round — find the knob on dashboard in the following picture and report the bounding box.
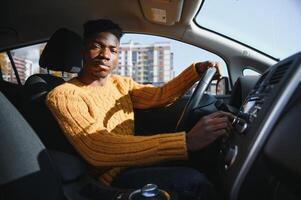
[232,116,248,134]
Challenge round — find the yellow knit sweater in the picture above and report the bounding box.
[46,63,200,185]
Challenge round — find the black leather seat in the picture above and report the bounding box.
[21,28,82,155]
[0,92,65,200]
[0,91,132,200]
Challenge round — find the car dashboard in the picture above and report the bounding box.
[219,52,301,200]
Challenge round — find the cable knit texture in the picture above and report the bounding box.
[46,63,200,185]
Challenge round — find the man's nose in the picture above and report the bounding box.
[98,47,110,60]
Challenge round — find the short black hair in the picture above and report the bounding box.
[83,19,123,41]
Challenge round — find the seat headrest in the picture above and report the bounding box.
[39,28,83,73]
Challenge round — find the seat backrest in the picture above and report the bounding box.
[21,28,83,155]
[22,74,71,153]
[0,92,64,200]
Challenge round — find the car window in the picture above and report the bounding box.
[243,68,261,76]
[1,45,47,85]
[118,34,228,94]
[0,52,18,84]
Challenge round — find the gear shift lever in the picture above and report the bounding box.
[128,184,170,200]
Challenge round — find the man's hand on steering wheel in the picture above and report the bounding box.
[195,61,221,80]
[176,61,222,131]
[186,111,234,152]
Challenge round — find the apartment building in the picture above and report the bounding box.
[116,41,174,85]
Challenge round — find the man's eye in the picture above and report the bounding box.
[111,49,118,53]
[92,43,101,49]
[90,43,102,50]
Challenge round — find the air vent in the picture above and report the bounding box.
[253,71,267,91]
[269,62,290,85]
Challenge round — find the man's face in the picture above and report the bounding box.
[83,32,119,80]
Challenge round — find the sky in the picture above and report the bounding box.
[196,0,301,60]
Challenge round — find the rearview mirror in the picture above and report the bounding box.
[216,77,230,95]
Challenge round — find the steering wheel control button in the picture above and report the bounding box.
[224,145,238,170]
[129,184,171,200]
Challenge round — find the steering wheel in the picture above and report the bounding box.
[176,67,217,131]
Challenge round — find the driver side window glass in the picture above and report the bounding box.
[118,34,228,94]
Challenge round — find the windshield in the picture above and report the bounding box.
[195,0,301,60]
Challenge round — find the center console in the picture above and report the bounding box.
[218,52,301,200]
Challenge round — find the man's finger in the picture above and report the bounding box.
[212,129,227,137]
[207,117,229,125]
[208,111,235,119]
[207,122,228,132]
[206,61,215,67]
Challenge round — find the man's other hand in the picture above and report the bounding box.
[186,111,234,152]
[195,61,221,80]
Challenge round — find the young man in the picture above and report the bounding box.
[46,19,232,199]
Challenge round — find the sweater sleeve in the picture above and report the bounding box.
[46,89,188,168]
[129,63,200,109]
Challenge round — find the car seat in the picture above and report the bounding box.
[21,28,82,155]
[0,91,65,200]
[0,91,134,200]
